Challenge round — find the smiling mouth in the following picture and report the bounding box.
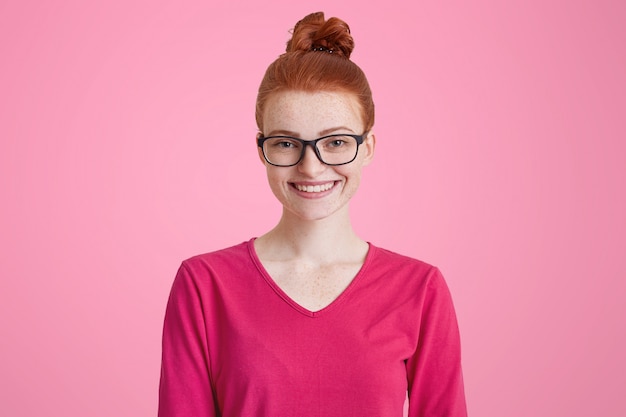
[293,182,336,193]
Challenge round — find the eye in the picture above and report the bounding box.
[277,141,295,148]
[264,138,304,161]
[267,137,301,150]
[320,135,355,153]
[328,139,346,148]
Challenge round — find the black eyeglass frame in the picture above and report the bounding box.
[257,133,367,167]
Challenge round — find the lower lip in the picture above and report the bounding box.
[290,182,338,199]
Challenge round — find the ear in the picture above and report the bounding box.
[256,132,267,165]
[361,131,376,166]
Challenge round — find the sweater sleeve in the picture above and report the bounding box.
[158,262,218,417]
[406,268,468,417]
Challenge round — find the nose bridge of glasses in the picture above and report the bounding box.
[300,139,324,164]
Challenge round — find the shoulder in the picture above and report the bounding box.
[167,239,260,300]
[183,239,251,265]
[368,244,437,275]
[366,244,449,291]
[175,239,257,281]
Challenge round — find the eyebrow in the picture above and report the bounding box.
[265,126,356,137]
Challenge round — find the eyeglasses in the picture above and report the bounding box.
[257,133,366,167]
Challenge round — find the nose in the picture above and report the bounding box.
[297,144,326,177]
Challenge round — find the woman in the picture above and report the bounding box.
[159,12,467,417]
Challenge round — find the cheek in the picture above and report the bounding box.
[338,164,363,182]
[338,166,363,193]
[266,167,288,196]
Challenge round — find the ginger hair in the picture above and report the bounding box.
[255,12,375,133]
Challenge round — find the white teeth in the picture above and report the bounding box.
[295,182,334,193]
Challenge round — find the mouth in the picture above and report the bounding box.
[292,181,336,193]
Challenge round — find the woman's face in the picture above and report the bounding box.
[259,90,375,222]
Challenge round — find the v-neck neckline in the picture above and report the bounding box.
[247,238,375,318]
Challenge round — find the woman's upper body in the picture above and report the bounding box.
[159,11,467,416]
[159,239,466,417]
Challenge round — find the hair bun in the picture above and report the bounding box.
[286,12,355,59]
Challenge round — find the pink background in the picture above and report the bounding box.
[1,1,625,416]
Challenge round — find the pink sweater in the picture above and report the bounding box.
[159,239,467,416]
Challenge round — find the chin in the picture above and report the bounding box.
[285,202,348,222]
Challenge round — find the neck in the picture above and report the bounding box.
[256,206,367,264]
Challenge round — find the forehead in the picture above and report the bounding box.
[263,90,363,135]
